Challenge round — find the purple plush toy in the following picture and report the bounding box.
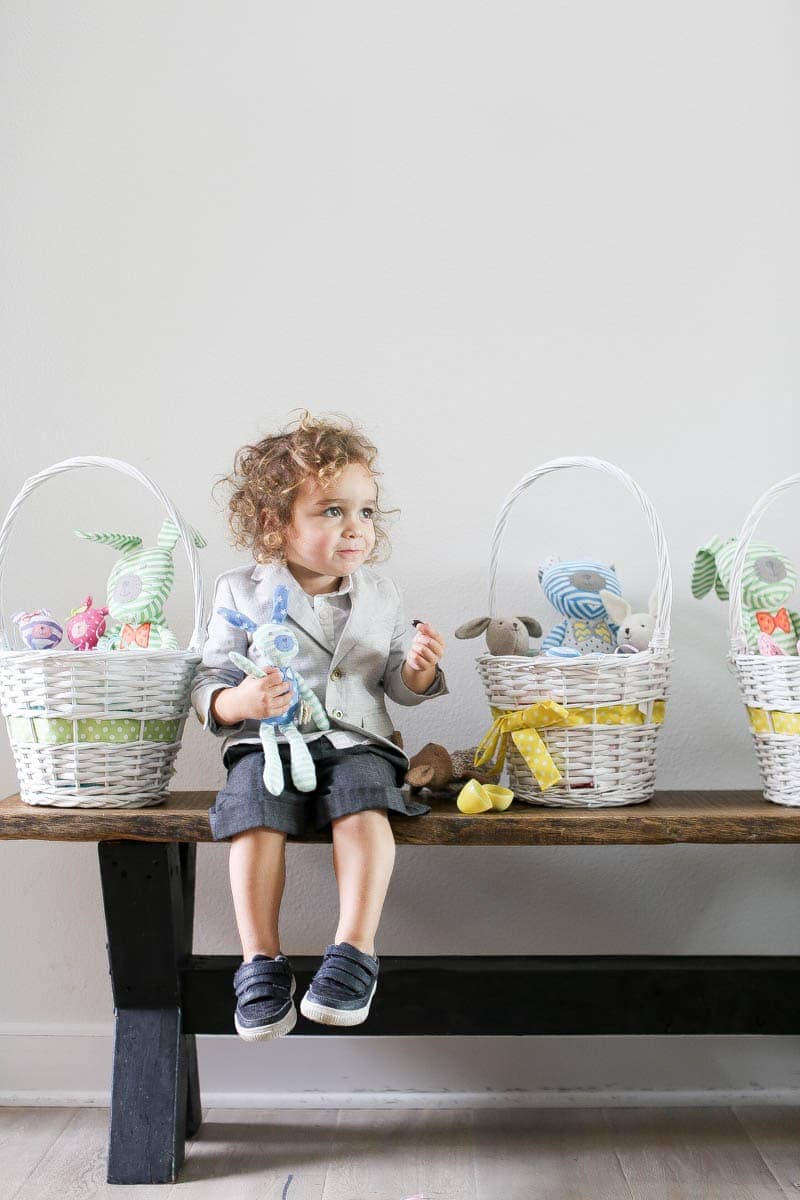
[12,608,63,650]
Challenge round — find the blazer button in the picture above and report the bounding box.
[332,708,344,719]
[331,668,343,680]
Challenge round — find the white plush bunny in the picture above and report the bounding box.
[598,586,658,652]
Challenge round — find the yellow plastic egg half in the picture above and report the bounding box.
[456,779,493,814]
[483,785,514,811]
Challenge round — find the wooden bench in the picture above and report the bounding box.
[2,788,800,1185]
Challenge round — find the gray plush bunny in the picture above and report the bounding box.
[455,615,542,656]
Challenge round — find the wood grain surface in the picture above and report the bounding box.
[1,789,799,844]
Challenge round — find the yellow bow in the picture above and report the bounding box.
[474,700,666,792]
[474,701,581,791]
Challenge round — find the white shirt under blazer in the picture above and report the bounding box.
[191,559,448,765]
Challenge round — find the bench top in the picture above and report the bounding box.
[0,789,798,845]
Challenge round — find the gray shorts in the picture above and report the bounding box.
[209,738,431,840]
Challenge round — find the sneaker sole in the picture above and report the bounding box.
[234,979,297,1042]
[299,981,377,1027]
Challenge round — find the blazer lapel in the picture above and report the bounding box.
[250,563,330,651]
[329,569,365,672]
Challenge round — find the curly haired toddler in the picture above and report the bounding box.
[191,412,447,1038]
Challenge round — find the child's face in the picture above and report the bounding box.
[281,462,378,586]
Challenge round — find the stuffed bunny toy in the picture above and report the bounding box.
[75,518,206,651]
[454,614,542,656]
[218,585,330,795]
[598,586,658,652]
[692,535,800,655]
[538,556,621,657]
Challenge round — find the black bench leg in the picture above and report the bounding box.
[184,1033,202,1139]
[178,844,202,1139]
[99,841,198,1184]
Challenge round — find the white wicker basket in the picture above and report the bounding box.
[0,457,206,808]
[729,473,800,806]
[475,456,673,808]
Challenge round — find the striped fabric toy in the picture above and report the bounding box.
[538,556,622,657]
[218,585,330,795]
[75,518,206,651]
[692,535,800,655]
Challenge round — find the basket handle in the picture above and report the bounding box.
[728,472,800,654]
[488,455,672,651]
[0,456,206,654]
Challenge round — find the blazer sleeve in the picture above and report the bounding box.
[190,574,249,735]
[381,579,448,707]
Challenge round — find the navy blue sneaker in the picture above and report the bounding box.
[300,942,379,1027]
[233,954,296,1041]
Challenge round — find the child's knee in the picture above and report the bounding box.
[332,807,391,831]
[230,825,287,847]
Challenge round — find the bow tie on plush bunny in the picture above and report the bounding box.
[218,584,330,795]
[692,535,800,655]
[75,519,206,651]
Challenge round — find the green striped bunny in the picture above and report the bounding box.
[692,535,800,654]
[75,518,206,651]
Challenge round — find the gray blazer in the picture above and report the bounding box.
[190,559,448,764]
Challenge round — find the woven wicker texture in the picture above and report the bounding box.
[0,458,205,808]
[728,473,800,806]
[479,456,672,808]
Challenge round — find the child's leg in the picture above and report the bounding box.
[330,810,396,956]
[229,827,288,961]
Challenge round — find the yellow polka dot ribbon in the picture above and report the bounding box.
[747,707,800,735]
[474,700,666,791]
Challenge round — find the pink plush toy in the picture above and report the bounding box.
[66,595,110,651]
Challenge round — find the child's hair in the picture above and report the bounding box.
[219,410,393,564]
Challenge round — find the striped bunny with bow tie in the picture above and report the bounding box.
[692,535,800,655]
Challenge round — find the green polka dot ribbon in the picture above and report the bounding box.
[8,717,180,745]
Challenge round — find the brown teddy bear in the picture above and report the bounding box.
[404,742,500,795]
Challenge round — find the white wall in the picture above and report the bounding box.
[2,1,800,1102]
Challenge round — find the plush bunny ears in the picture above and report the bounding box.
[691,535,736,601]
[157,519,207,552]
[75,518,207,555]
[217,606,258,633]
[218,585,290,634]
[599,586,659,625]
[270,585,289,625]
[455,616,542,639]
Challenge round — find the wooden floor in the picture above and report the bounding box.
[3,1105,800,1198]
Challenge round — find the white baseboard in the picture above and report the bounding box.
[2,1029,800,1108]
[3,1088,800,1109]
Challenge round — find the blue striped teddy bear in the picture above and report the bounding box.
[538,556,622,658]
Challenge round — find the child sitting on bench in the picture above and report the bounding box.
[191,411,447,1039]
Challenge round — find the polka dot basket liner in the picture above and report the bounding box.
[728,473,800,806]
[475,456,673,808]
[0,457,206,808]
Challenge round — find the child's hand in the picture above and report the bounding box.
[236,668,294,720]
[212,669,293,726]
[406,622,445,671]
[401,622,445,694]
